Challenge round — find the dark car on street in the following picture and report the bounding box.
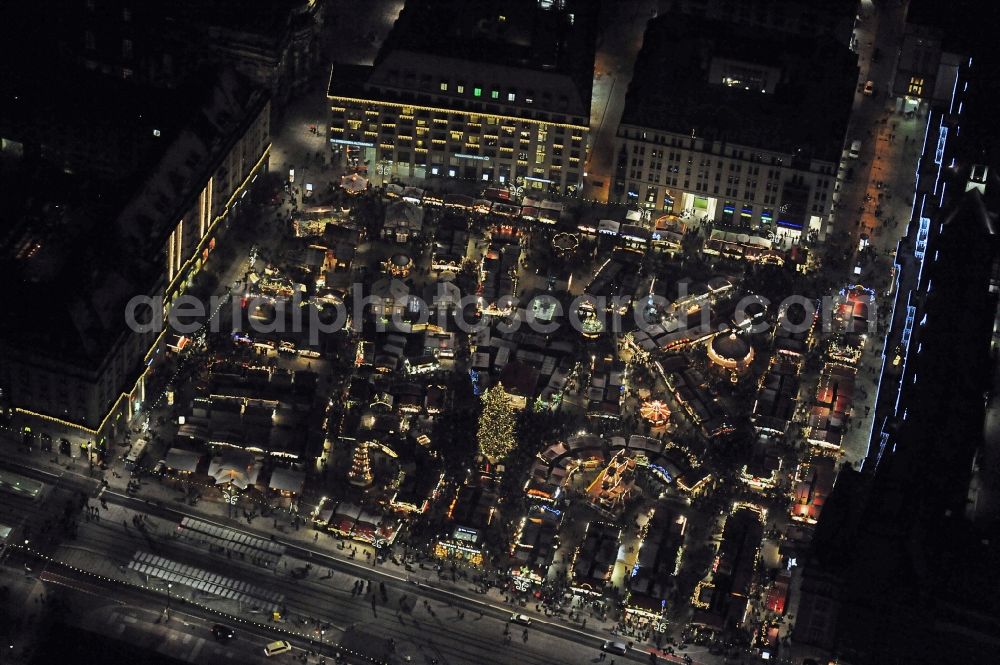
[212,624,236,642]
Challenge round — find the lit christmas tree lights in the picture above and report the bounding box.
[348,442,373,488]
[478,384,516,462]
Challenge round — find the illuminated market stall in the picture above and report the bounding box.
[434,471,499,567]
[625,503,687,631]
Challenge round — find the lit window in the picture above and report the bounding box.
[908,77,924,96]
[491,90,499,99]
[440,82,448,91]
[152,128,160,137]
[525,98,533,104]
[507,92,516,102]
[473,88,482,97]
[457,85,464,94]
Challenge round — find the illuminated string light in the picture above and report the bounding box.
[477,385,516,462]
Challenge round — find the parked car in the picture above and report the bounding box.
[602,641,628,655]
[509,613,532,626]
[863,80,875,96]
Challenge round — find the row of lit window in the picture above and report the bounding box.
[439,82,547,106]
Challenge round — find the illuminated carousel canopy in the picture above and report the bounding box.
[552,232,579,255]
[640,400,671,427]
[708,333,754,371]
[385,253,412,277]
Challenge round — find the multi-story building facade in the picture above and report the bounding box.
[0,67,270,448]
[54,0,322,118]
[794,26,1000,664]
[612,12,856,242]
[889,0,966,116]
[327,0,598,196]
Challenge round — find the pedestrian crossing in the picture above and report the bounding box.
[175,516,285,568]
[127,550,284,612]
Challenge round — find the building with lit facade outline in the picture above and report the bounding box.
[0,66,270,449]
[327,0,598,195]
[612,11,856,242]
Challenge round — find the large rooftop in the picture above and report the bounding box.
[0,63,266,367]
[378,0,594,73]
[355,0,599,118]
[621,12,857,162]
[905,0,1000,56]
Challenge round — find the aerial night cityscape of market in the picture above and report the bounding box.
[1,1,1000,664]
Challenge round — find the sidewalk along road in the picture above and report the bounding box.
[2,453,716,663]
[28,565,374,665]
[20,541,621,665]
[2,458,653,663]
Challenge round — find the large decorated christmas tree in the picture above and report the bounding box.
[477,384,516,462]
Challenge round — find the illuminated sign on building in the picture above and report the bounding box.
[330,138,375,148]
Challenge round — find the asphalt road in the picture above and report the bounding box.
[32,567,371,665]
[583,0,660,203]
[1,458,654,665]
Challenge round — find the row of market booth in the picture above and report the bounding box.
[702,229,785,264]
[524,434,712,506]
[508,433,708,598]
[160,446,306,499]
[313,498,402,548]
[384,183,566,223]
[690,504,766,633]
[623,503,688,631]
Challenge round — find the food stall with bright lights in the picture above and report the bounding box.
[509,505,562,590]
[433,471,499,568]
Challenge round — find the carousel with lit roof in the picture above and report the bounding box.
[640,400,671,430]
[707,332,755,383]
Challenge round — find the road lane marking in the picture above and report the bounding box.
[101,489,608,649]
